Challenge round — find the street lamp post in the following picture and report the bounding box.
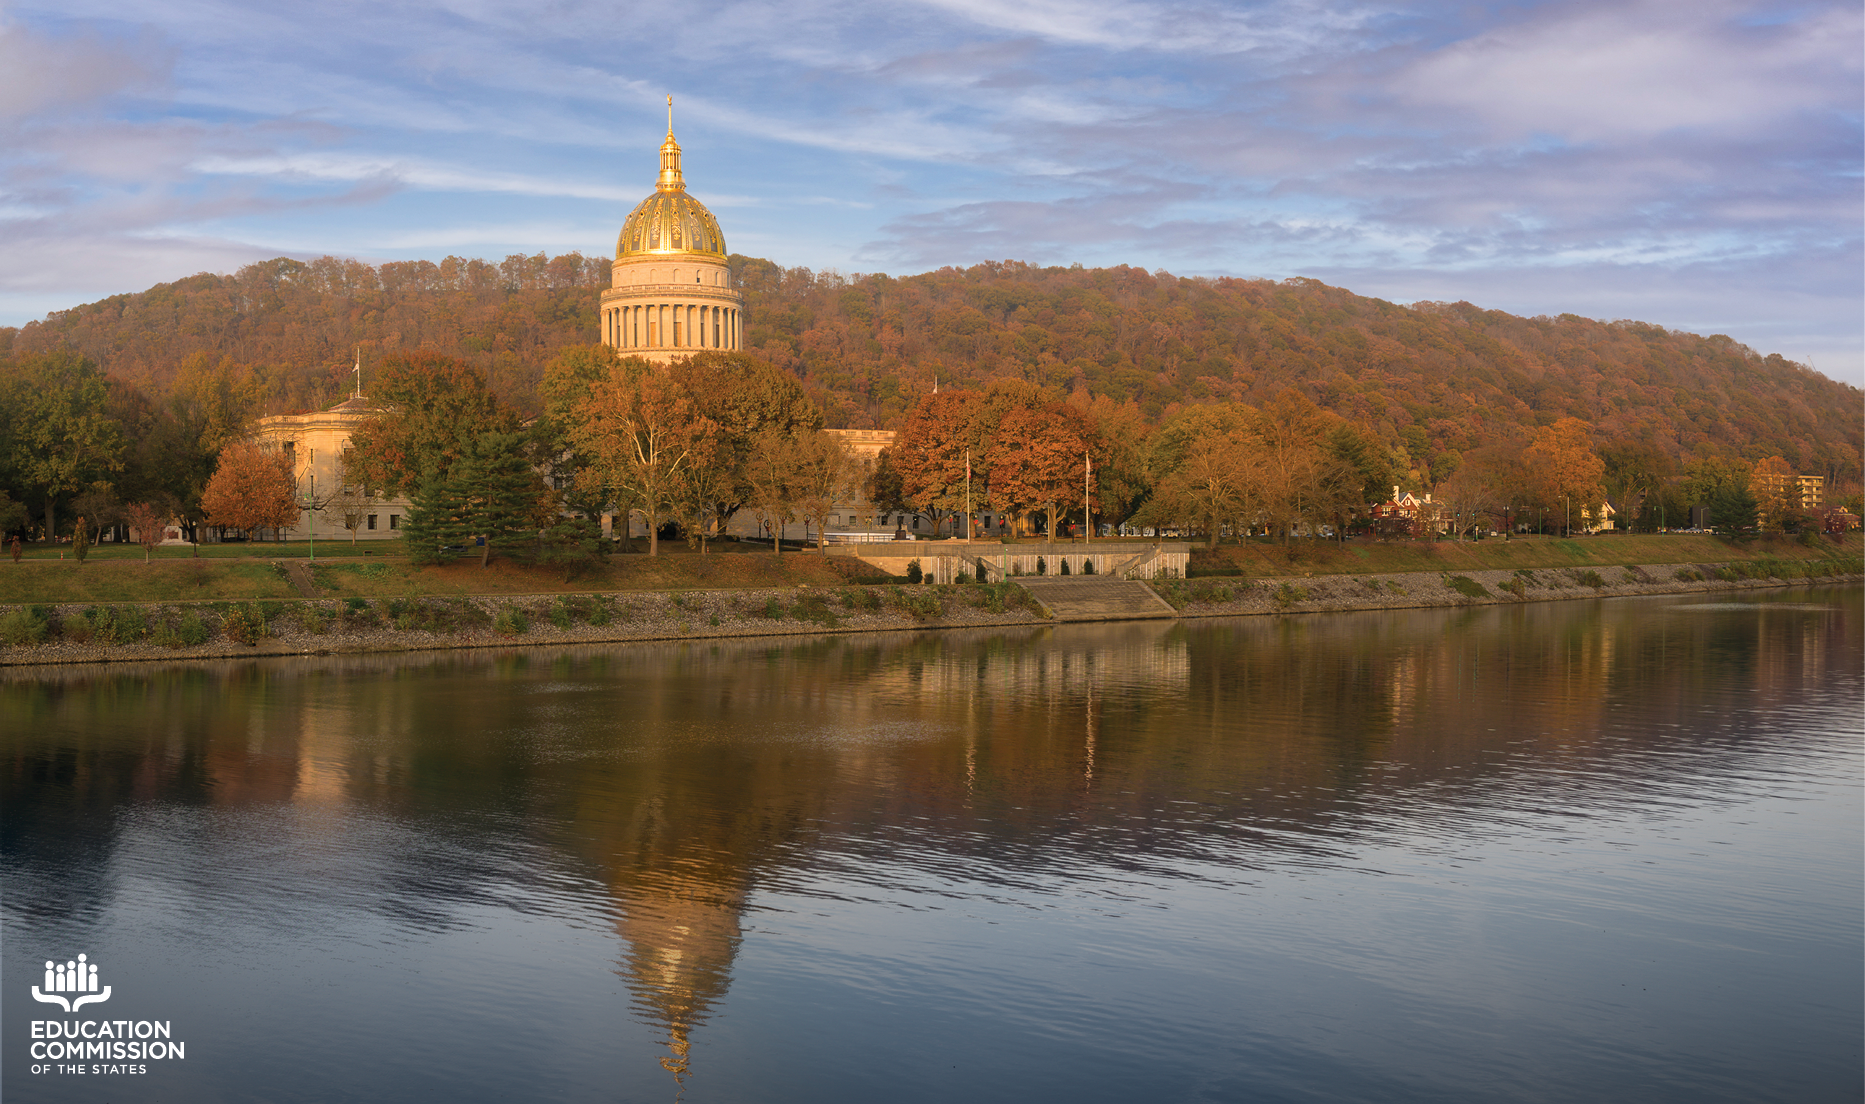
[964,447,973,541]
[307,448,316,563]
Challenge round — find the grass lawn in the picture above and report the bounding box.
[1,532,1856,606]
[6,539,393,562]
[0,559,301,603]
[0,538,884,604]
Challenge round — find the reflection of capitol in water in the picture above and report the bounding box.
[5,591,1854,1099]
[612,871,746,1088]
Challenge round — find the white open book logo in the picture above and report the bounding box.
[32,954,112,1012]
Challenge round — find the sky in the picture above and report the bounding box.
[1,0,1860,385]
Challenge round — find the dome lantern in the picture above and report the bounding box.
[600,96,744,364]
[617,96,727,261]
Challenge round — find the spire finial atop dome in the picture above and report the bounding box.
[657,95,684,193]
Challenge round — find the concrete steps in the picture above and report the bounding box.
[1014,577,1177,622]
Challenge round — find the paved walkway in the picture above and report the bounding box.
[1013,576,1176,622]
[277,561,319,600]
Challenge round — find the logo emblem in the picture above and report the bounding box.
[32,954,111,1012]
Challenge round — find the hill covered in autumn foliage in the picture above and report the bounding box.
[3,253,1858,483]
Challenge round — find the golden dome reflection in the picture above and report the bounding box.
[616,97,727,261]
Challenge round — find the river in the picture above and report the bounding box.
[3,587,1860,1103]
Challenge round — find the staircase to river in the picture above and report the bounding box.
[1014,577,1177,622]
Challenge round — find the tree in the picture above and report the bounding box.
[866,448,910,529]
[1600,440,1673,519]
[1324,422,1394,526]
[172,353,264,457]
[125,501,167,562]
[667,352,820,531]
[329,468,371,545]
[201,441,299,540]
[400,476,471,564]
[1748,455,1795,528]
[1524,417,1606,535]
[1434,467,1501,540]
[70,482,122,547]
[743,430,799,554]
[1682,456,1757,538]
[791,431,858,550]
[1138,428,1261,549]
[571,360,697,557]
[0,490,27,538]
[347,350,518,494]
[6,351,126,543]
[1084,395,1151,530]
[537,344,624,509]
[399,432,549,566]
[537,514,607,580]
[893,390,985,537]
[671,421,730,553]
[1252,390,1336,543]
[989,404,1095,540]
[452,431,552,567]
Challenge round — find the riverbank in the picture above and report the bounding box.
[3,531,1855,605]
[2,557,1856,668]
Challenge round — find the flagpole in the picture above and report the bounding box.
[1083,451,1091,544]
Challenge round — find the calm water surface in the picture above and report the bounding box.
[4,588,1860,1103]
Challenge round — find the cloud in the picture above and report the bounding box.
[1387,0,1861,143]
[902,0,1383,56]
[190,152,636,202]
[0,14,168,122]
[0,0,1853,383]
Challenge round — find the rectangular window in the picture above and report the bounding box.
[389,515,399,530]
[367,515,377,530]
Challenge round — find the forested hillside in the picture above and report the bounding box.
[3,252,1858,483]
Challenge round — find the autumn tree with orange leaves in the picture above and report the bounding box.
[201,441,299,541]
[1523,417,1606,535]
[989,404,1096,539]
[890,390,983,537]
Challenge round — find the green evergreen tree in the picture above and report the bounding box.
[400,476,470,564]
[1708,484,1759,540]
[452,431,548,567]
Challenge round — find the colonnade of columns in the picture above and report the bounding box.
[604,302,740,352]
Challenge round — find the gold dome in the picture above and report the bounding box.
[616,102,727,260]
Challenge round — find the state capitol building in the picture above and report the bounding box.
[248,102,895,545]
[599,101,746,361]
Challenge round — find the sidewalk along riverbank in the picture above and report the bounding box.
[1,558,1857,668]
